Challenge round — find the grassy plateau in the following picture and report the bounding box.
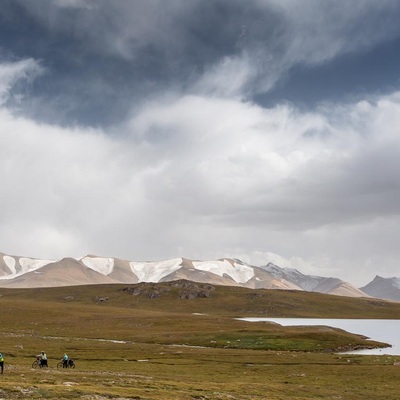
[1,280,400,399]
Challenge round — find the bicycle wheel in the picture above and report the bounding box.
[57,362,63,369]
[32,360,39,368]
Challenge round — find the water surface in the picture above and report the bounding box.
[238,318,400,355]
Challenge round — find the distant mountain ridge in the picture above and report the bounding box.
[360,276,400,301]
[262,263,369,298]
[0,251,398,301]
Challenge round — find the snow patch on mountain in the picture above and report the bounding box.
[3,255,16,274]
[0,257,55,281]
[81,256,114,276]
[130,258,183,282]
[19,258,54,275]
[193,259,254,283]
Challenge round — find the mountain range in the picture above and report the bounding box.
[1,251,399,301]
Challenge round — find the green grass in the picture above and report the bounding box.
[1,281,400,399]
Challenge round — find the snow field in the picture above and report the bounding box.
[130,258,183,282]
[193,259,254,283]
[81,257,114,275]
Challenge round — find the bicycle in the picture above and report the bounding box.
[32,357,48,368]
[57,359,75,369]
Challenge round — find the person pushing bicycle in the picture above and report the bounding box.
[62,353,69,368]
[36,351,48,367]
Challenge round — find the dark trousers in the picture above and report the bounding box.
[0,361,3,374]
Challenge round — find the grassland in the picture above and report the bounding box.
[1,281,400,399]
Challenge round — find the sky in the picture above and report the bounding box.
[1,0,400,287]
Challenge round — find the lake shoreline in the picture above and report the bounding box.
[238,317,399,355]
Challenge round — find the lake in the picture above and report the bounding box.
[238,318,400,355]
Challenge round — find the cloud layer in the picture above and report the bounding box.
[1,1,400,285]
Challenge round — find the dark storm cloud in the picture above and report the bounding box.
[1,0,398,127]
[258,35,400,108]
[1,0,272,125]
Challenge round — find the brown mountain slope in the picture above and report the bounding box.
[0,257,118,288]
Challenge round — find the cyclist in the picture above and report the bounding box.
[0,352,4,374]
[36,351,48,367]
[62,353,69,368]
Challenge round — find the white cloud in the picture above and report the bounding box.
[127,90,400,226]
[1,54,400,285]
[0,59,44,105]
[192,55,256,98]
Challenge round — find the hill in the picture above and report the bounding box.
[1,280,399,320]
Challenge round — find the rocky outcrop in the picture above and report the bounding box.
[122,280,215,299]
